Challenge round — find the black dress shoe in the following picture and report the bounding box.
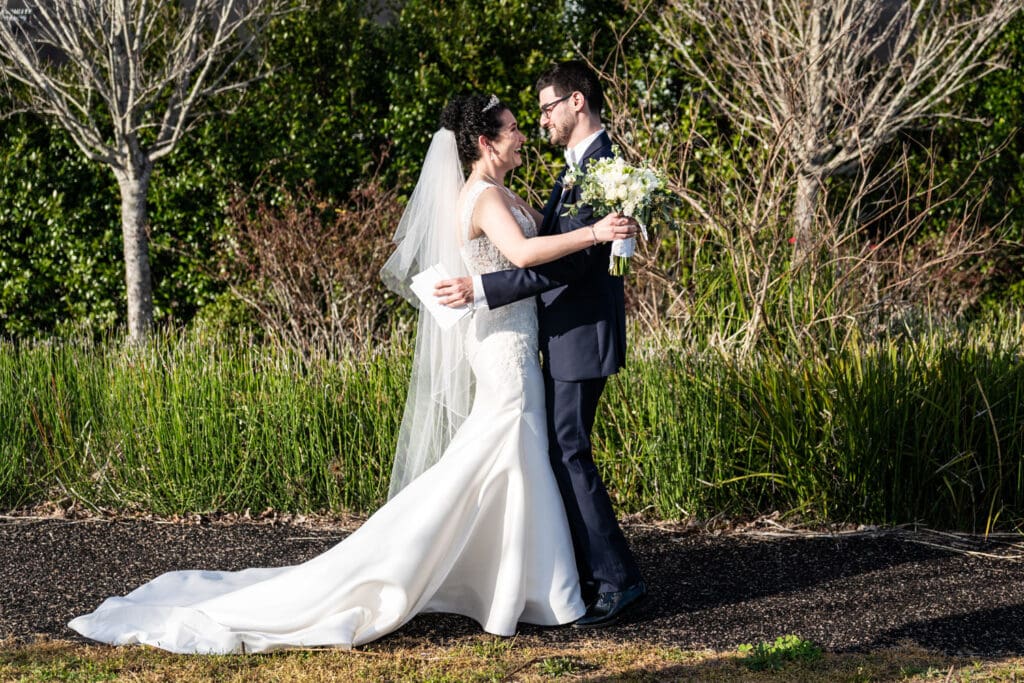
[573,581,647,628]
[580,581,598,609]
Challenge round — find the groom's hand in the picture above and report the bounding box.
[435,277,474,308]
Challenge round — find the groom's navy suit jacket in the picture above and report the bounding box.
[480,131,626,382]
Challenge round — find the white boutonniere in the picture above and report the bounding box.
[562,163,582,191]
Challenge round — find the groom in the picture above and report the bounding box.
[435,60,646,627]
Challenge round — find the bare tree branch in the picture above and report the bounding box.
[640,0,1020,262]
[0,0,294,340]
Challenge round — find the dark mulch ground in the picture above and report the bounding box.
[2,516,1022,656]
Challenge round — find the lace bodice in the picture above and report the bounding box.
[458,180,538,382]
[459,181,538,275]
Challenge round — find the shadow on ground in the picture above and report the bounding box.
[1,519,1021,656]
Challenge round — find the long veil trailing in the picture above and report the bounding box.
[380,128,472,498]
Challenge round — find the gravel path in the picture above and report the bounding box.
[2,517,1022,656]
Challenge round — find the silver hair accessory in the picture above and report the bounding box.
[482,94,500,112]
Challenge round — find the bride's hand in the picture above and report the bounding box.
[590,213,638,243]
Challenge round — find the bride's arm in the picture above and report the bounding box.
[523,203,544,226]
[473,188,629,268]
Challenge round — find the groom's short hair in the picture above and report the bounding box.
[537,61,603,118]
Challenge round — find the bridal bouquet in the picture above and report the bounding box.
[564,152,678,275]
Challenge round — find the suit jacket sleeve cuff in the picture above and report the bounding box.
[472,275,489,310]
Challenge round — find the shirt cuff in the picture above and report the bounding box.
[472,276,489,310]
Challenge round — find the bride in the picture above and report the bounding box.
[67,93,635,653]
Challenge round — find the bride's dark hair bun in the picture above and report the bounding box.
[440,94,507,166]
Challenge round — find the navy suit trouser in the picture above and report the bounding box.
[543,369,642,598]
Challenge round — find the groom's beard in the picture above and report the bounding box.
[546,118,573,148]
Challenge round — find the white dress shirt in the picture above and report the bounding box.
[564,128,605,167]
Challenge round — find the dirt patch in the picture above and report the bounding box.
[1,516,1021,656]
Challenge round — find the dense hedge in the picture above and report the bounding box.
[0,1,1021,336]
[0,0,617,335]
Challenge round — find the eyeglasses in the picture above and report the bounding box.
[539,93,572,118]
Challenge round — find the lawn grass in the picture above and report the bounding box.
[2,635,1021,682]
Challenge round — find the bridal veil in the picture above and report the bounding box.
[380,128,472,497]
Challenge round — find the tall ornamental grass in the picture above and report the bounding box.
[597,316,1024,531]
[0,330,409,514]
[2,317,1023,531]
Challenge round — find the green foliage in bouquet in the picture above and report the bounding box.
[563,149,681,275]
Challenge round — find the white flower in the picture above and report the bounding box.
[565,150,677,275]
[564,163,582,187]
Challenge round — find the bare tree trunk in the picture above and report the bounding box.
[0,0,291,340]
[115,163,154,341]
[793,172,820,265]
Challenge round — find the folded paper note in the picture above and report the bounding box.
[410,264,471,330]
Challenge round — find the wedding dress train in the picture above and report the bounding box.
[68,180,584,653]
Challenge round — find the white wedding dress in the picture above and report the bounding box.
[68,180,584,654]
